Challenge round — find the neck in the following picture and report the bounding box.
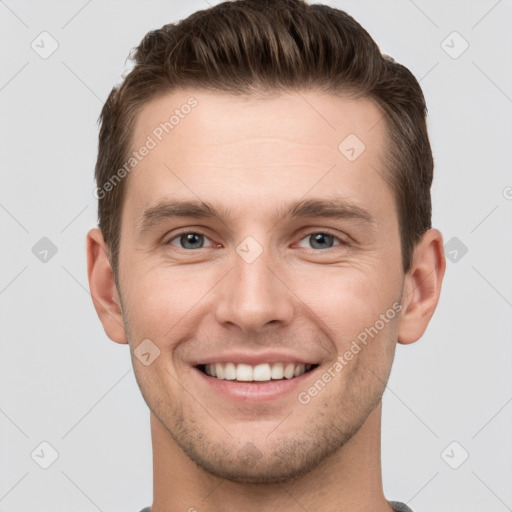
[150,401,394,512]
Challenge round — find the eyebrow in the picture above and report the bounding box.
[138,198,375,233]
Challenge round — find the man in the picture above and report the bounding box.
[86,0,446,510]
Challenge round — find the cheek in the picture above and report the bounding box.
[120,263,218,344]
[287,273,401,383]
[290,260,401,337]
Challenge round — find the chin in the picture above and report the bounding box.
[173,429,348,484]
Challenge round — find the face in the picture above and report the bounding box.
[116,89,405,482]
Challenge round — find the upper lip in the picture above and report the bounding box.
[191,351,318,366]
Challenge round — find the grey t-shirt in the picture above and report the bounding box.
[139,501,413,511]
[390,502,414,512]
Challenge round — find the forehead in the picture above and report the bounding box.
[124,88,392,225]
[132,88,386,159]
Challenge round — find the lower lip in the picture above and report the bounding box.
[193,366,318,402]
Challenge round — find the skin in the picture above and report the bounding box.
[87,89,446,512]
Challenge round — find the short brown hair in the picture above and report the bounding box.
[95,0,433,277]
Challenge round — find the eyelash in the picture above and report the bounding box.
[164,229,350,251]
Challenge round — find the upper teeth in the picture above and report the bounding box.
[204,362,312,381]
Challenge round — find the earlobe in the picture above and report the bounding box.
[86,228,127,344]
[397,228,446,345]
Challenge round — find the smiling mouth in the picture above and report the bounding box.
[197,362,319,382]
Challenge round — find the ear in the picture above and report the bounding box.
[86,228,127,344]
[397,228,446,345]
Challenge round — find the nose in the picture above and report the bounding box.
[214,243,295,334]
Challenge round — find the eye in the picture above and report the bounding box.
[166,232,214,250]
[165,230,348,251]
[296,232,346,250]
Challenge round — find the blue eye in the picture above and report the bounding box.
[168,232,213,250]
[297,232,342,250]
[166,231,346,251]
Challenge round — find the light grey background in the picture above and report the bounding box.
[1,0,511,510]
